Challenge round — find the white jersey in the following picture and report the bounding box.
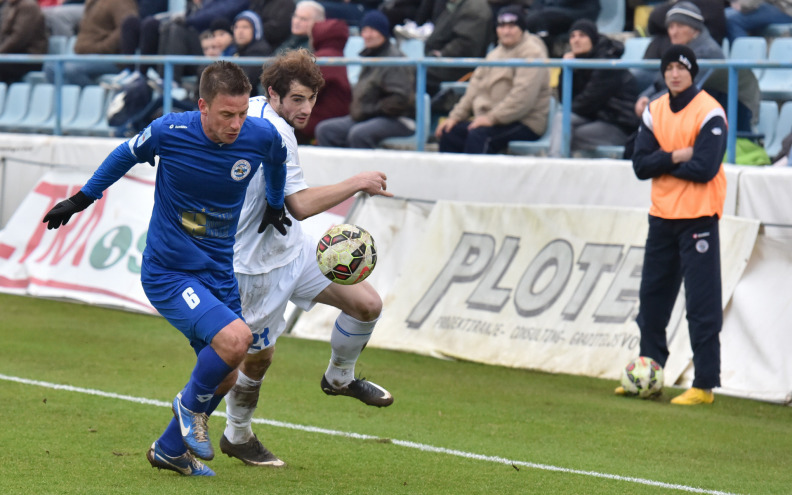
[234,96,310,275]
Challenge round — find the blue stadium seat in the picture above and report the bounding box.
[754,100,778,148]
[621,37,652,61]
[169,0,186,13]
[32,84,81,133]
[759,37,792,101]
[13,83,55,133]
[728,36,767,80]
[0,82,32,131]
[63,85,107,135]
[48,35,69,55]
[507,97,558,156]
[597,0,626,34]
[379,93,431,150]
[765,101,792,158]
[399,39,425,59]
[0,82,6,117]
[344,36,364,85]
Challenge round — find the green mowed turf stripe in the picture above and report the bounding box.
[0,373,739,495]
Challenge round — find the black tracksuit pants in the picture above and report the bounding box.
[637,214,722,389]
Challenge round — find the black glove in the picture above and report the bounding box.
[42,191,94,230]
[257,204,292,236]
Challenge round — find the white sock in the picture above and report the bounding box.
[223,370,263,444]
[324,312,378,388]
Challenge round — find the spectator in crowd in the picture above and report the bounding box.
[634,1,760,133]
[113,1,170,86]
[156,0,248,81]
[523,0,601,57]
[434,5,550,154]
[199,29,221,57]
[277,0,325,53]
[44,0,138,86]
[319,0,379,27]
[297,18,352,143]
[424,0,493,96]
[250,0,294,49]
[315,11,415,148]
[210,17,235,56]
[41,0,83,37]
[643,0,727,56]
[548,20,641,157]
[0,0,48,84]
[625,44,726,406]
[231,10,273,95]
[725,0,792,42]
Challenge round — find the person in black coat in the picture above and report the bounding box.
[548,19,641,157]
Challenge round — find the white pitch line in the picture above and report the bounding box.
[0,373,739,495]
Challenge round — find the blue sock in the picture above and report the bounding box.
[180,346,232,412]
[158,418,187,457]
[206,393,224,416]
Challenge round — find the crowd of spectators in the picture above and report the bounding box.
[0,0,791,163]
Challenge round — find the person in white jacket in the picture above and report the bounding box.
[221,49,395,467]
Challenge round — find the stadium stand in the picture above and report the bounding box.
[34,84,82,134]
[596,0,626,34]
[379,93,431,150]
[399,38,425,59]
[12,83,56,133]
[729,36,767,80]
[759,37,792,101]
[507,96,558,156]
[344,35,364,85]
[62,85,108,135]
[621,36,652,61]
[765,101,792,158]
[0,83,32,132]
[755,100,779,149]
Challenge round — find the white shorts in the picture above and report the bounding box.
[236,235,331,353]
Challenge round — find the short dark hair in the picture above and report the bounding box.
[260,48,325,99]
[199,61,252,104]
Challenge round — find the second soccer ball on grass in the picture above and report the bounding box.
[621,356,664,398]
[316,224,377,285]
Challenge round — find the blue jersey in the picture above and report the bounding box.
[82,111,287,273]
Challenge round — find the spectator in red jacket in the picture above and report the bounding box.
[296,18,352,143]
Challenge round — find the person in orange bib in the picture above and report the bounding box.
[625,44,727,405]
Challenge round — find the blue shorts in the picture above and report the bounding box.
[141,257,243,354]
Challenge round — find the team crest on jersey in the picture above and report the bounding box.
[696,239,709,253]
[231,159,252,181]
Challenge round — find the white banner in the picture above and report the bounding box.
[367,201,759,382]
[0,168,157,313]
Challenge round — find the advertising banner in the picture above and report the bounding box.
[0,168,157,313]
[369,201,759,382]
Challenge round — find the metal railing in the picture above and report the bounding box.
[1,53,789,162]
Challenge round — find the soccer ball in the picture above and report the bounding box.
[316,224,377,285]
[620,356,664,399]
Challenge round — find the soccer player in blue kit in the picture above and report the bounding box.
[41,61,291,477]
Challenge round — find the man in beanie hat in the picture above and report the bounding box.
[210,17,235,56]
[434,4,551,154]
[522,0,600,56]
[548,19,640,156]
[423,0,492,96]
[619,44,727,406]
[634,0,759,134]
[232,10,273,94]
[316,10,416,148]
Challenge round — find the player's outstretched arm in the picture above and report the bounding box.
[42,191,95,230]
[285,171,393,221]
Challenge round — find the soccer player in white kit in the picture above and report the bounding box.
[221,49,395,466]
